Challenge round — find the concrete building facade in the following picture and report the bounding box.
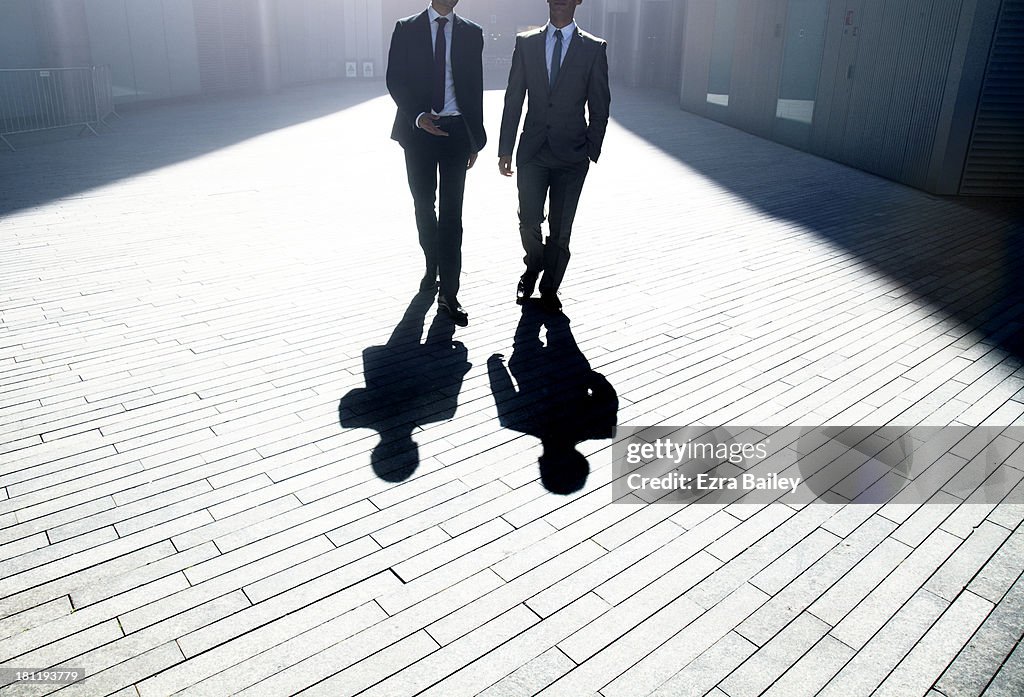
[592,0,1022,197]
[0,1,594,101]
[5,0,1016,196]
[0,0,390,103]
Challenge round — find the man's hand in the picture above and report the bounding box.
[417,113,449,136]
[498,156,514,177]
[467,152,478,170]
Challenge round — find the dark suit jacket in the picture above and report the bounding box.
[499,26,610,165]
[385,10,486,153]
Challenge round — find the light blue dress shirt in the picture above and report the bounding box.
[545,21,576,75]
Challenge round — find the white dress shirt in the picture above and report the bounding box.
[417,5,460,127]
[546,21,576,75]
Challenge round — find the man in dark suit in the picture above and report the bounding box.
[498,0,610,313]
[387,0,486,327]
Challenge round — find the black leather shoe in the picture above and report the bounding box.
[438,295,469,326]
[517,272,538,304]
[540,290,562,313]
[419,271,439,294]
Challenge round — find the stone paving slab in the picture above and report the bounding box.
[1,80,1023,696]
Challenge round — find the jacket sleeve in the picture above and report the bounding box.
[498,36,528,158]
[585,42,611,163]
[385,21,419,130]
[469,25,487,152]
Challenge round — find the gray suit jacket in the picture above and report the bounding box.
[386,10,487,153]
[498,26,611,166]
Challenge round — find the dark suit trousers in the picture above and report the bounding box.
[517,144,590,294]
[403,118,472,300]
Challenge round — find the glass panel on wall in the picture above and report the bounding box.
[775,0,828,138]
[707,0,738,107]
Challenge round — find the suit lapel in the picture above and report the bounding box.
[526,31,549,95]
[413,10,432,63]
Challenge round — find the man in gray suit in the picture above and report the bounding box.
[498,0,610,313]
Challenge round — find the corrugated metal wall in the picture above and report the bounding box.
[32,0,93,68]
[85,0,202,103]
[2,0,391,105]
[680,0,715,111]
[811,0,968,188]
[595,0,686,88]
[192,0,257,95]
[273,0,386,87]
[677,0,1011,195]
[961,0,1024,195]
[277,0,347,85]
[900,0,964,188]
[0,1,42,69]
[638,0,687,90]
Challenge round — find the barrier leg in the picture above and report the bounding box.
[0,134,14,152]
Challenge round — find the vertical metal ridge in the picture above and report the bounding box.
[960,0,1024,195]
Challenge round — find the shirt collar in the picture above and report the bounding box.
[548,21,576,40]
[427,6,454,23]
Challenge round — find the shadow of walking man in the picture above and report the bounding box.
[489,304,618,495]
[338,292,471,482]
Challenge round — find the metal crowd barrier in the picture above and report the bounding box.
[0,65,118,151]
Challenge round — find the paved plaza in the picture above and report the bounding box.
[1,80,1023,696]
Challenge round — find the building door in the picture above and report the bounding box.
[706,0,739,111]
[810,0,863,158]
[773,0,829,148]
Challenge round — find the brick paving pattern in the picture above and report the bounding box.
[1,80,1022,696]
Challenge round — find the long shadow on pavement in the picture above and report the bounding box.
[488,303,618,495]
[338,291,471,482]
[610,85,1024,360]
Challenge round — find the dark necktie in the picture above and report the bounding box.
[550,28,563,90]
[432,17,448,114]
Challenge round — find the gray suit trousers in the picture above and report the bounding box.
[517,143,590,294]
